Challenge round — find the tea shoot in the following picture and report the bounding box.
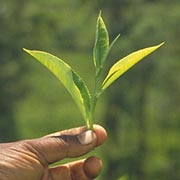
[23,12,164,130]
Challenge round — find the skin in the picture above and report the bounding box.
[0,125,107,180]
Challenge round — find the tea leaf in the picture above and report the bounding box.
[23,49,91,126]
[93,12,109,73]
[102,42,164,91]
[109,34,120,53]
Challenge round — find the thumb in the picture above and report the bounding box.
[28,125,107,164]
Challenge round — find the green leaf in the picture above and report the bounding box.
[23,49,91,127]
[93,11,109,73]
[109,34,120,52]
[102,42,164,91]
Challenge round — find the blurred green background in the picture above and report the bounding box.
[0,0,180,179]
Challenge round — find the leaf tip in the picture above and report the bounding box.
[98,10,102,17]
[117,33,121,39]
[155,42,165,49]
[151,42,164,52]
[23,48,30,54]
[159,42,165,47]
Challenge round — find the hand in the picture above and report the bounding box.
[0,124,107,180]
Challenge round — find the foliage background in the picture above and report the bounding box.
[0,0,180,179]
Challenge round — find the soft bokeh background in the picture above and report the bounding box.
[0,0,180,179]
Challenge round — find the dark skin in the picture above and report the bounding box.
[0,125,107,180]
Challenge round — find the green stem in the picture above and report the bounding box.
[89,95,97,129]
[89,69,102,130]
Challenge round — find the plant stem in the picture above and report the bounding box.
[89,95,97,129]
[89,69,102,130]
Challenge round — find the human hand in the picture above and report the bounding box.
[0,124,107,180]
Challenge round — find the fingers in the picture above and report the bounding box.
[92,125,107,146]
[49,156,102,180]
[83,156,102,179]
[29,124,107,164]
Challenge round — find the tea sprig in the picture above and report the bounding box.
[24,12,164,130]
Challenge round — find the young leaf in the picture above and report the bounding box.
[109,34,120,53]
[23,49,91,127]
[102,42,164,91]
[93,11,109,73]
